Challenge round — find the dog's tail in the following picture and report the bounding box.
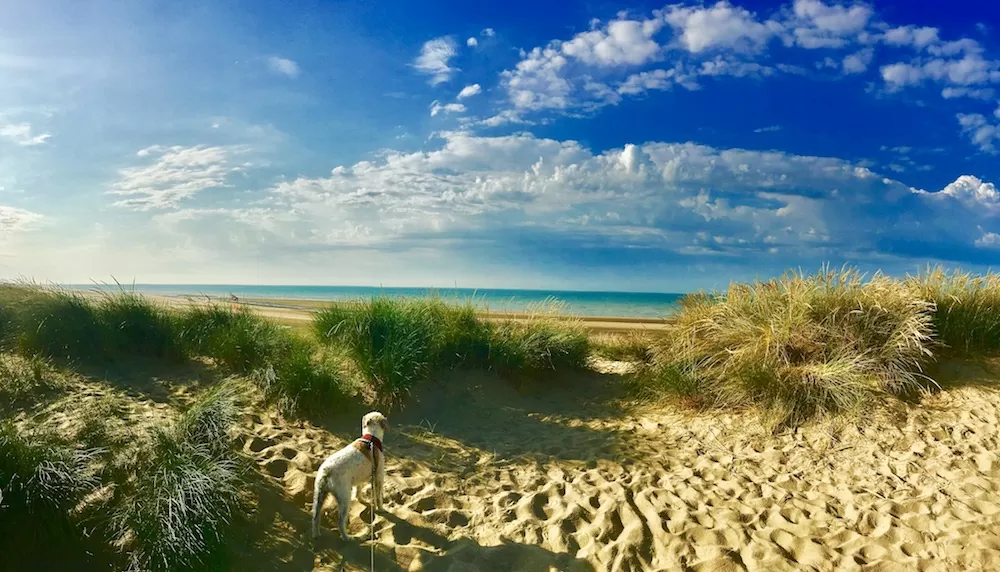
[311,468,328,538]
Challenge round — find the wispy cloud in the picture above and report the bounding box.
[0,205,45,234]
[267,56,300,78]
[754,125,782,133]
[0,123,51,146]
[413,36,459,85]
[108,145,247,211]
[430,101,466,116]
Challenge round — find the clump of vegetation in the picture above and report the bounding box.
[0,421,101,552]
[639,267,937,427]
[315,297,436,404]
[907,266,1000,357]
[180,304,350,414]
[250,339,351,416]
[0,284,185,364]
[178,304,291,374]
[315,296,590,405]
[488,317,590,375]
[12,288,108,362]
[109,384,249,572]
[591,332,654,363]
[0,353,59,407]
[98,289,185,361]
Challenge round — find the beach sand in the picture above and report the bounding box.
[228,358,1000,571]
[145,294,673,334]
[41,294,1000,571]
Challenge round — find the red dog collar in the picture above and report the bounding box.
[362,434,383,453]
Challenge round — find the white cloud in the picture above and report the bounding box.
[618,69,677,95]
[883,26,940,50]
[135,132,999,281]
[562,15,666,65]
[664,1,779,54]
[842,48,873,74]
[941,87,996,100]
[957,113,1000,153]
[429,101,466,117]
[267,57,300,78]
[0,123,51,146]
[467,37,478,47]
[786,0,873,49]
[108,145,246,211]
[0,205,45,234]
[754,125,782,133]
[482,28,496,37]
[880,62,924,87]
[414,37,459,85]
[976,231,1000,248]
[932,175,1000,209]
[457,84,482,99]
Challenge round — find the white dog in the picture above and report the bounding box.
[312,411,389,540]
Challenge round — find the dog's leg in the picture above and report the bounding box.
[334,484,352,541]
[311,470,329,538]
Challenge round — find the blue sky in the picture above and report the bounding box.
[2,0,1000,292]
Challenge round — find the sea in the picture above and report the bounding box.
[79,284,686,319]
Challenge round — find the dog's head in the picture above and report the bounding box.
[362,411,389,438]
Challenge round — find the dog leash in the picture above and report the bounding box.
[370,439,377,572]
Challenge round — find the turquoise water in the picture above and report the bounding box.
[77,284,685,319]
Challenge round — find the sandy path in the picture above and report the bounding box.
[234,359,1000,572]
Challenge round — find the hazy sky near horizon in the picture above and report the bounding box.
[2,0,1000,292]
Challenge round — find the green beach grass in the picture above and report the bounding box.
[631,266,1000,427]
[313,296,590,405]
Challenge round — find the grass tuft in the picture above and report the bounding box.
[907,266,1000,357]
[591,332,655,363]
[315,296,590,405]
[0,421,101,539]
[0,353,59,407]
[110,384,248,572]
[639,267,937,427]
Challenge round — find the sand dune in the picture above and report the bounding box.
[229,358,1000,571]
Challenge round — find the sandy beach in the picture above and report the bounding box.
[228,357,1000,571]
[143,294,673,334]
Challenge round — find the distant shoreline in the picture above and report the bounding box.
[69,283,684,322]
[131,293,674,334]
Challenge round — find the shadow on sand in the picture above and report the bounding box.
[234,475,595,571]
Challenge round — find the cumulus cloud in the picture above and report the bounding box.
[150,132,999,272]
[0,123,51,146]
[785,0,873,49]
[108,145,247,211]
[883,26,940,50]
[414,37,459,85]
[664,1,779,54]
[467,37,478,47]
[267,57,300,78]
[842,48,873,74]
[457,84,482,99]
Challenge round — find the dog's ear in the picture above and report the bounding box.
[378,417,389,431]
